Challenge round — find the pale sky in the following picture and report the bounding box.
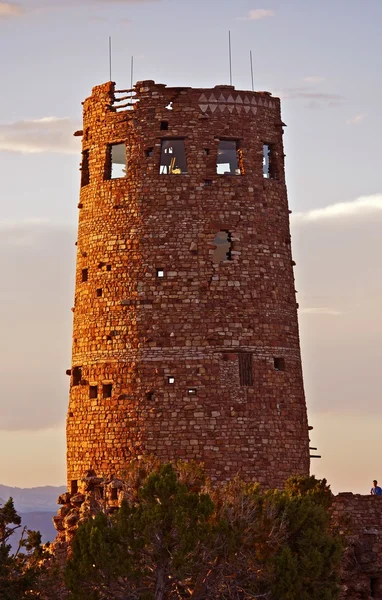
[0,0,381,493]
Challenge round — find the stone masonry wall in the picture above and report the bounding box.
[66,80,310,490]
[332,494,382,600]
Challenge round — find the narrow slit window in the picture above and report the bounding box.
[71,480,78,495]
[103,383,112,398]
[81,150,89,187]
[106,264,112,272]
[89,385,98,399]
[111,487,118,501]
[263,143,276,179]
[213,231,232,263]
[81,268,88,282]
[72,366,82,387]
[239,353,253,386]
[188,389,197,395]
[216,140,243,175]
[105,143,127,180]
[159,140,187,175]
[274,357,286,371]
[96,288,102,297]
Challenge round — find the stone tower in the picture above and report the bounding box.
[66,80,310,491]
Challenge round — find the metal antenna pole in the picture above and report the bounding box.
[109,36,112,81]
[250,50,254,91]
[131,56,134,89]
[229,30,232,86]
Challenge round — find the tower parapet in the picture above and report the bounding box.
[66,79,310,489]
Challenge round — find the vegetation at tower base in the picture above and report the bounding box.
[0,497,50,599]
[64,461,343,600]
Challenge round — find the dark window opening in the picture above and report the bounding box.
[111,487,118,501]
[204,179,212,186]
[274,357,286,371]
[72,366,82,387]
[216,140,243,175]
[156,269,165,278]
[213,231,232,263]
[106,264,112,272]
[370,577,382,598]
[263,143,276,179]
[160,121,169,130]
[188,389,197,395]
[105,143,127,180]
[96,288,102,297]
[71,480,78,495]
[167,376,175,385]
[98,486,104,499]
[204,148,210,155]
[239,353,253,386]
[159,139,187,175]
[146,390,155,401]
[103,384,112,398]
[81,150,90,187]
[145,147,154,157]
[81,268,88,282]
[89,385,98,399]
[106,335,112,342]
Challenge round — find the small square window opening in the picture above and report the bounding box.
[96,288,102,297]
[156,269,165,278]
[145,147,154,157]
[274,357,286,371]
[167,376,175,384]
[89,385,98,399]
[160,121,169,130]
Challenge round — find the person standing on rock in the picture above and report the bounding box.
[371,480,382,495]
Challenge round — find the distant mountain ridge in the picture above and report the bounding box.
[0,484,66,513]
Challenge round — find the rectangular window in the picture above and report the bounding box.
[238,353,253,386]
[103,384,112,398]
[263,143,276,179]
[111,487,118,501]
[159,139,187,175]
[216,140,243,175]
[81,268,88,282]
[81,150,90,187]
[72,366,82,387]
[105,143,127,179]
[89,385,98,399]
[71,480,78,495]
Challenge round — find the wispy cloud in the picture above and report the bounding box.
[346,113,367,125]
[302,76,326,84]
[0,116,81,154]
[276,86,345,109]
[0,2,23,17]
[238,8,275,20]
[300,307,342,316]
[292,194,382,223]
